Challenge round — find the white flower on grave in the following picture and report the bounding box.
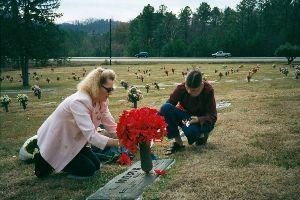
[16,94,28,103]
[127,86,143,102]
[0,95,11,105]
[17,94,29,110]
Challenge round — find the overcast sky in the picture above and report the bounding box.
[56,0,241,23]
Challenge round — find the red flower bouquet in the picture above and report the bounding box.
[116,107,167,154]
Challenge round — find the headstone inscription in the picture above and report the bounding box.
[86,159,175,200]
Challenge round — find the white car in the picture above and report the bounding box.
[212,51,231,58]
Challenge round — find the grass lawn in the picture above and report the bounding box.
[0,63,299,200]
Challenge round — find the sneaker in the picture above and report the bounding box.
[187,136,196,145]
[165,142,185,155]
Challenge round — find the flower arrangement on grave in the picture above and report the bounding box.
[31,85,41,99]
[127,86,143,108]
[120,80,129,89]
[17,94,28,110]
[116,107,167,173]
[153,82,160,90]
[0,95,11,112]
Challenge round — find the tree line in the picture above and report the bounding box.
[127,0,300,57]
[1,0,300,86]
[61,0,300,58]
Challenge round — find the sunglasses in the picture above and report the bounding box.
[102,85,114,93]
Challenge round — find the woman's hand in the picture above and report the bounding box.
[106,138,120,147]
[189,116,199,124]
[182,116,199,127]
[97,128,116,138]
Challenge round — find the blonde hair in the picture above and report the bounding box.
[77,67,116,99]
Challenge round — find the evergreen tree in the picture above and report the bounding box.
[1,0,62,86]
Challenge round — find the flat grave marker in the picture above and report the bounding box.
[87,159,175,200]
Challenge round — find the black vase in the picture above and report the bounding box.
[139,142,153,174]
[4,104,8,112]
[133,101,137,108]
[22,101,27,110]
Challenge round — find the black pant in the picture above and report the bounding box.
[63,147,101,176]
[34,147,100,178]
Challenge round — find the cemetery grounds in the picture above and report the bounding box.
[0,62,299,199]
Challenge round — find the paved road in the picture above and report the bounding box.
[68,57,299,63]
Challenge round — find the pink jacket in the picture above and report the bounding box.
[37,91,116,172]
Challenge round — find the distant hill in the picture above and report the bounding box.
[58,18,120,34]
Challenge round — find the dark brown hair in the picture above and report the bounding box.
[185,70,202,88]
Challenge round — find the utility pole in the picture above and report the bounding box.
[109,19,112,65]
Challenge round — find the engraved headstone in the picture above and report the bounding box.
[86,159,175,200]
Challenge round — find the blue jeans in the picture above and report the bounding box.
[160,103,215,142]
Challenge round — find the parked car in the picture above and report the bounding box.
[211,51,231,58]
[135,52,149,58]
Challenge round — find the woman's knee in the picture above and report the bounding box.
[200,124,215,134]
[72,161,98,177]
[160,103,175,115]
[93,159,101,171]
[83,147,100,170]
[63,154,99,177]
[82,164,97,176]
[183,126,198,137]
